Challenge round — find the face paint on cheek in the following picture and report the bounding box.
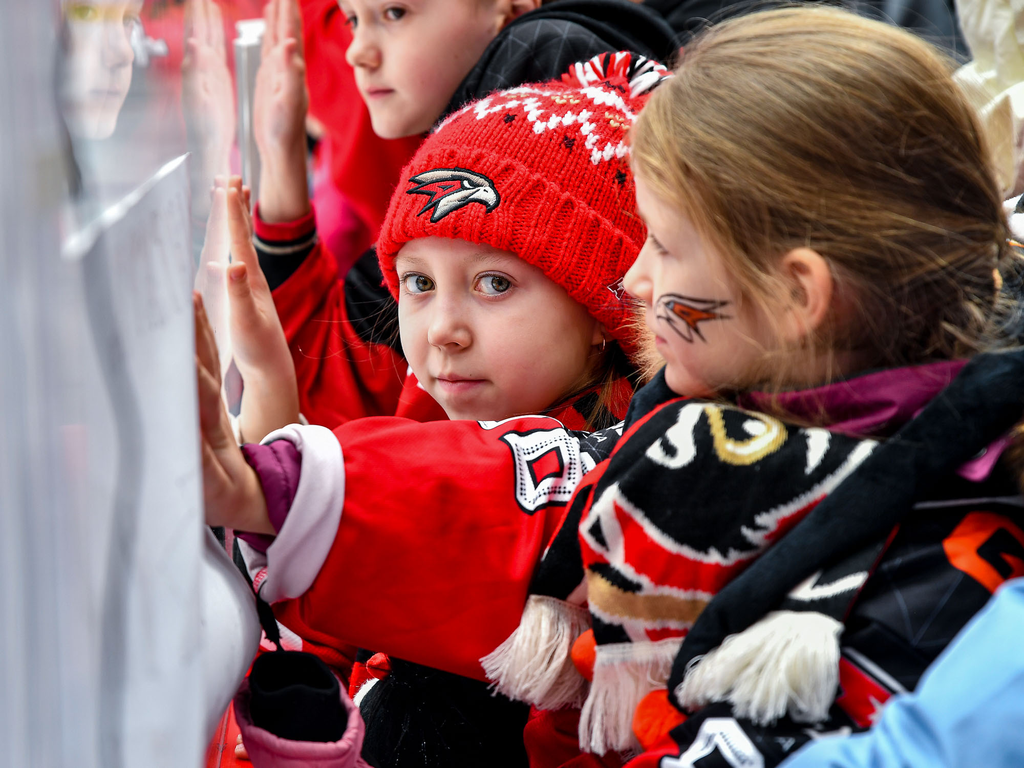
[655,294,731,343]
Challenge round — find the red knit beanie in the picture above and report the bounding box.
[377,53,670,357]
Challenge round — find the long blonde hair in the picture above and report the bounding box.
[632,6,1019,391]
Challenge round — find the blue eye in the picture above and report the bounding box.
[478,274,512,296]
[402,274,434,294]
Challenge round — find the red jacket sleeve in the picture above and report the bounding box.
[270,415,589,681]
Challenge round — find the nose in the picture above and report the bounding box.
[425,291,472,350]
[345,24,380,70]
[623,241,654,305]
[101,16,135,70]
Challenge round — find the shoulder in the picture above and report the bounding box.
[446,2,676,115]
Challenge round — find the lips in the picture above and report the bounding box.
[363,87,394,99]
[435,376,486,396]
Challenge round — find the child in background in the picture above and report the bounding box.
[207,6,1024,767]
[210,73,662,767]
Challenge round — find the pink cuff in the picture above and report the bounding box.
[234,677,371,768]
[237,440,303,554]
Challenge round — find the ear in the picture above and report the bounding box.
[592,322,609,348]
[496,0,540,31]
[777,247,833,344]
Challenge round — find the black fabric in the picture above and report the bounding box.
[247,579,349,744]
[643,0,853,41]
[248,651,348,743]
[257,240,317,292]
[528,475,597,598]
[668,348,1024,696]
[343,246,402,353]
[359,658,530,768]
[658,473,1024,766]
[842,485,1024,687]
[622,367,677,431]
[444,0,679,118]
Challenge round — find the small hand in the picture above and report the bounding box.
[183,0,236,177]
[196,292,274,534]
[253,0,311,222]
[223,177,301,442]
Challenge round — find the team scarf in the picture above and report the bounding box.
[485,351,1024,755]
[483,371,880,754]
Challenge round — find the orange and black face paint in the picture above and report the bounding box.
[655,294,730,343]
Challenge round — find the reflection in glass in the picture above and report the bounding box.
[60,1,143,140]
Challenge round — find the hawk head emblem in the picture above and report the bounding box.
[406,168,500,223]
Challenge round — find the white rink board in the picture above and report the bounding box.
[62,155,205,768]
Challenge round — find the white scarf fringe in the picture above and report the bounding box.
[481,595,591,710]
[674,610,842,726]
[578,638,681,755]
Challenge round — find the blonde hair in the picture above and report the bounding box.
[632,6,1019,391]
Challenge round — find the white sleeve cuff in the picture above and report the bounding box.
[259,423,345,603]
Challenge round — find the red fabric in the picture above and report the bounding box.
[271,412,586,680]
[254,203,317,242]
[206,702,248,767]
[311,142,370,275]
[632,690,686,752]
[524,708,624,768]
[376,79,648,356]
[571,629,597,681]
[300,0,421,240]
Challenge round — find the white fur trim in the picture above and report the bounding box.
[674,610,842,726]
[481,595,591,709]
[578,638,681,755]
[352,677,379,709]
[260,424,345,603]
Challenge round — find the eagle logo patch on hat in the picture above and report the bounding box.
[407,168,500,223]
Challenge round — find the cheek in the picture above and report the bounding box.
[397,306,428,369]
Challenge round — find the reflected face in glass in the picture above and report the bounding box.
[61,1,143,140]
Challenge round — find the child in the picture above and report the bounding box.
[208,6,1024,768]
[244,0,672,436]
[210,73,663,767]
[602,7,1024,765]
[247,0,676,434]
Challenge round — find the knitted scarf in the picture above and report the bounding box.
[670,347,1024,722]
[483,371,882,754]
[485,352,1024,755]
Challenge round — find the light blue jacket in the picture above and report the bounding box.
[781,578,1024,768]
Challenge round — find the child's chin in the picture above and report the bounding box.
[368,109,432,141]
[663,366,713,398]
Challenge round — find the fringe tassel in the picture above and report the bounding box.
[578,638,681,755]
[481,595,591,710]
[675,610,842,726]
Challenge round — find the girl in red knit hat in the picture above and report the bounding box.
[202,59,669,768]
